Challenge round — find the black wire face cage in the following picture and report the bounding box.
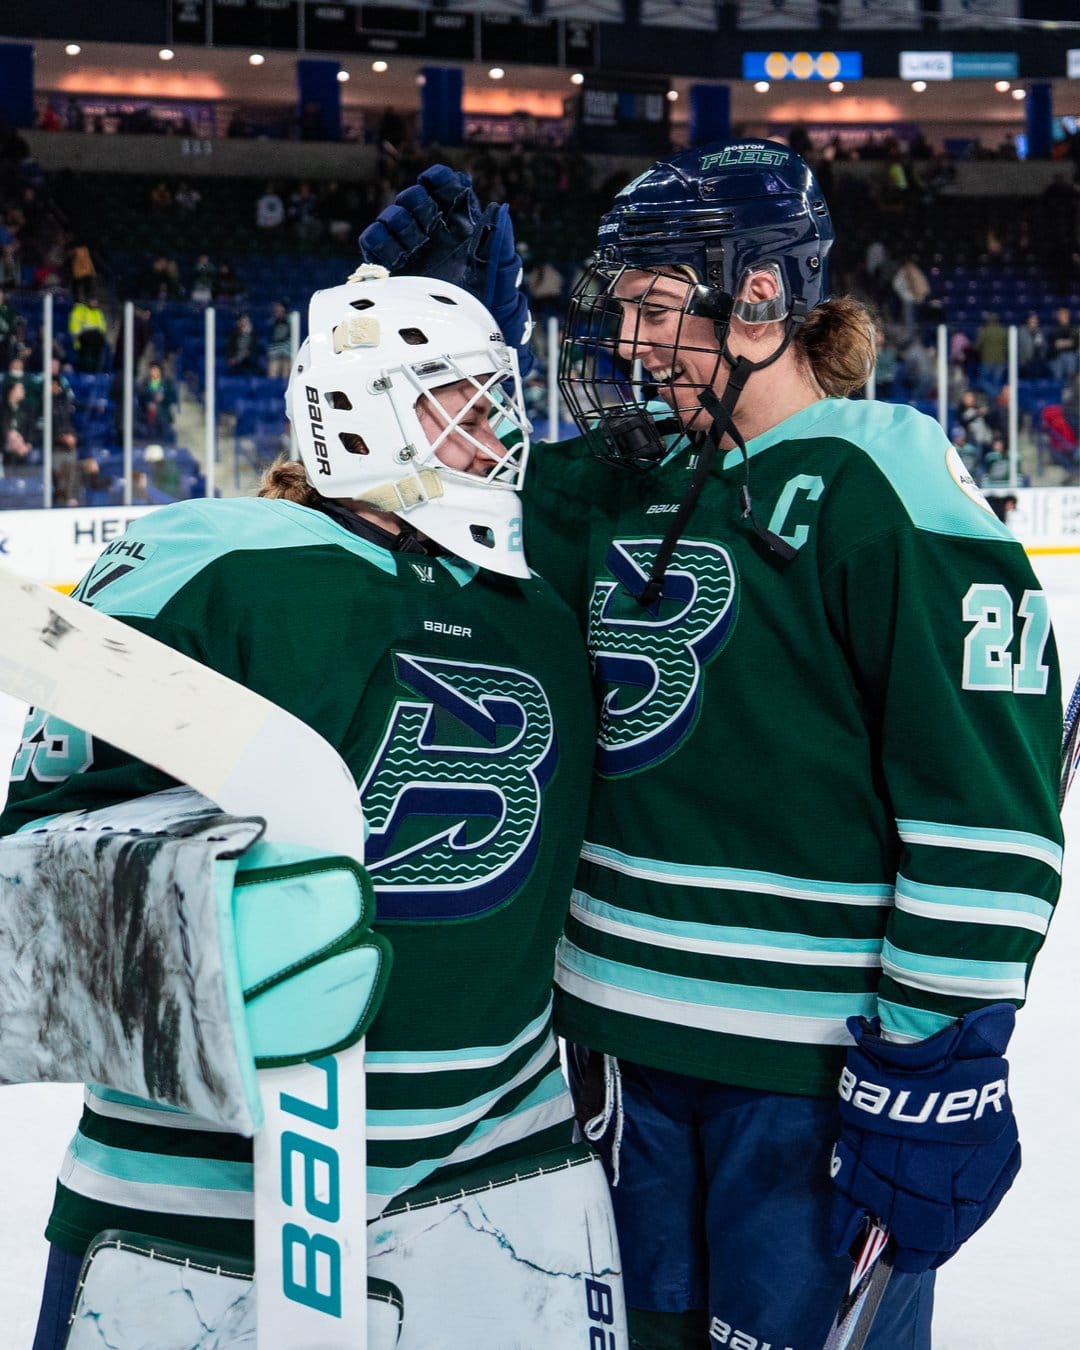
[558,259,733,472]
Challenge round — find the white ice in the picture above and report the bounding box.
[2,555,1080,1347]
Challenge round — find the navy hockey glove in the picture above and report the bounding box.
[359,164,533,376]
[830,1002,1021,1274]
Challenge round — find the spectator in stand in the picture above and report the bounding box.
[67,240,97,301]
[0,286,16,364]
[174,181,202,212]
[265,301,292,379]
[949,423,979,476]
[190,253,216,305]
[974,312,1009,393]
[148,182,173,212]
[981,434,1010,488]
[872,326,900,400]
[37,105,62,133]
[255,182,285,232]
[891,256,930,338]
[0,378,35,469]
[288,182,322,243]
[1049,306,1079,385]
[32,244,65,292]
[226,313,260,377]
[136,361,178,440]
[1017,311,1050,379]
[2,354,25,394]
[319,181,353,243]
[112,304,153,380]
[956,387,996,453]
[215,262,244,303]
[900,331,936,398]
[68,292,109,374]
[142,255,183,302]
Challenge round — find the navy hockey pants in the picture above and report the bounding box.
[574,1055,934,1350]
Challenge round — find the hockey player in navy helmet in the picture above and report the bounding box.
[363,142,1063,1349]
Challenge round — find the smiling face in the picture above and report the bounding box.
[415,378,508,479]
[611,269,724,434]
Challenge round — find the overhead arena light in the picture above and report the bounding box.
[65,43,81,56]
[249,53,265,66]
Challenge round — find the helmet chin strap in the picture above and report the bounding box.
[633,305,804,610]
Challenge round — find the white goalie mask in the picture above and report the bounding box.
[286,265,532,577]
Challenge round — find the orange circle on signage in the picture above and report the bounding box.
[791,51,815,79]
[764,52,789,80]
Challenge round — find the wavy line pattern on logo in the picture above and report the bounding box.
[589,538,737,777]
[360,653,556,920]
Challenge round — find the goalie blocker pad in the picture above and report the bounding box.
[0,787,391,1134]
[63,1143,625,1349]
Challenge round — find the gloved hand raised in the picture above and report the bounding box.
[830,1002,1021,1274]
[359,164,534,377]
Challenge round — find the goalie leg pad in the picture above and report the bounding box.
[63,1232,405,1350]
[366,1143,628,1348]
[64,1231,256,1350]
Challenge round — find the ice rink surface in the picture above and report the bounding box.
[1,554,1079,1346]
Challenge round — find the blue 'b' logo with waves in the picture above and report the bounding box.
[360,654,556,920]
[590,538,737,777]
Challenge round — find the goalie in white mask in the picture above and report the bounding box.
[4,268,627,1350]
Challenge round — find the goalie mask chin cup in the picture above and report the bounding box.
[558,138,833,470]
[287,265,531,577]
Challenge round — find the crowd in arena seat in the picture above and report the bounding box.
[5,112,1080,502]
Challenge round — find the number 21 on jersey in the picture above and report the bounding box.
[962,584,1051,694]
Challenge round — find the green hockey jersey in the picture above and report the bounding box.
[0,495,595,1258]
[524,397,1064,1097]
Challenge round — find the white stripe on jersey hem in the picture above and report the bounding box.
[880,957,1027,1001]
[897,826,1062,872]
[366,1007,555,1075]
[84,1087,240,1133]
[894,894,1050,936]
[579,844,892,906]
[570,893,882,967]
[57,1155,254,1222]
[366,1094,575,1220]
[366,1041,561,1142]
[555,962,854,1046]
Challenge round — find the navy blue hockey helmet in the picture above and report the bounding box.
[596,139,834,319]
[558,139,835,474]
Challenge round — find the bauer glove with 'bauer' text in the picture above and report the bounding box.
[359,164,533,377]
[829,1002,1021,1274]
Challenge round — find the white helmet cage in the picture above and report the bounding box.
[286,266,532,576]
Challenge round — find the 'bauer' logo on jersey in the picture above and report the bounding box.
[589,538,737,777]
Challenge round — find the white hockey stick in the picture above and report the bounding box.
[0,567,368,1349]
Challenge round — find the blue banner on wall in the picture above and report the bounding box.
[742,51,862,81]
